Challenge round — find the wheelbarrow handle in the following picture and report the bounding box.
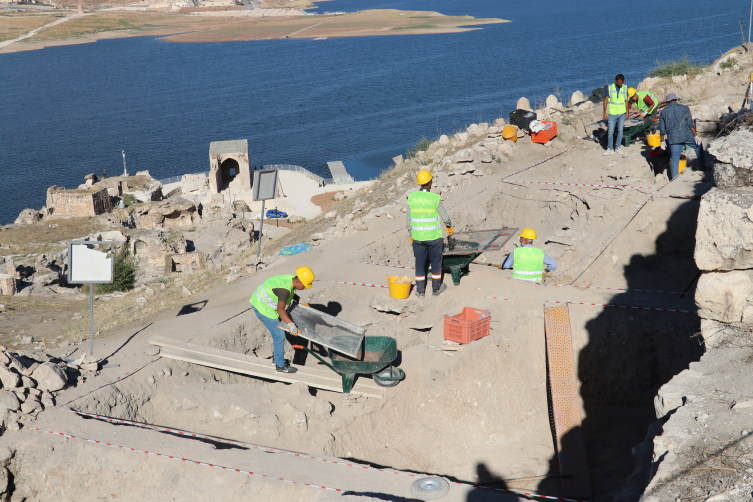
[292,344,338,373]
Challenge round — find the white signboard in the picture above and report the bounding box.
[68,241,114,284]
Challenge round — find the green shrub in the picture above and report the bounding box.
[647,55,708,78]
[95,246,138,294]
[720,57,738,70]
[406,136,432,158]
[121,193,136,207]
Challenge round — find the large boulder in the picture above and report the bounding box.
[695,270,753,322]
[0,275,16,296]
[31,362,68,392]
[0,391,19,412]
[130,230,188,267]
[695,187,753,270]
[14,209,42,226]
[707,129,753,188]
[0,366,19,389]
[516,97,531,111]
[133,197,199,230]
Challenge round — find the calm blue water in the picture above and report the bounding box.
[0,0,749,224]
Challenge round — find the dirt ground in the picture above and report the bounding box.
[0,9,507,54]
[1,60,751,501]
[311,191,343,212]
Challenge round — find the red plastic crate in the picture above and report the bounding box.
[531,121,558,144]
[443,307,491,344]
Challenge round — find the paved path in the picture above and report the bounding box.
[0,13,85,50]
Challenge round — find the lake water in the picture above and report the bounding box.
[1,0,750,224]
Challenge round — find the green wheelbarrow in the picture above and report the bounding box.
[439,228,517,285]
[293,336,405,393]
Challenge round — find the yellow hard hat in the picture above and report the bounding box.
[416,169,433,185]
[628,87,637,98]
[520,228,537,240]
[295,266,315,289]
[749,72,753,82]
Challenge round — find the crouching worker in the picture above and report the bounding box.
[250,266,315,373]
[500,228,556,283]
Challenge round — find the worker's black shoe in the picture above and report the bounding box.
[275,360,298,373]
[415,290,425,299]
[432,284,447,297]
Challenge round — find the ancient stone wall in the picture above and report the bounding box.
[46,187,112,217]
[164,252,205,274]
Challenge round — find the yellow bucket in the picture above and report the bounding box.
[387,275,412,299]
[646,133,661,147]
[679,156,687,173]
[502,125,518,143]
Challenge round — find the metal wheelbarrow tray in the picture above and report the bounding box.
[442,228,517,285]
[588,118,650,147]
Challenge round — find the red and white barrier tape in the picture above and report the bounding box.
[492,184,702,200]
[57,356,162,408]
[350,261,415,270]
[504,179,656,190]
[540,299,697,314]
[343,228,403,259]
[447,187,490,210]
[500,139,589,180]
[58,412,587,502]
[483,295,514,302]
[25,427,344,493]
[318,279,389,289]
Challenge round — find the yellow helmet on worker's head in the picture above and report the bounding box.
[416,169,433,185]
[295,266,315,289]
[520,228,537,240]
[628,87,637,98]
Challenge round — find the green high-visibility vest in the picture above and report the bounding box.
[407,191,442,241]
[512,247,545,283]
[633,90,658,114]
[250,274,295,319]
[607,83,628,115]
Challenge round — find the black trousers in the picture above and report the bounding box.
[413,238,443,292]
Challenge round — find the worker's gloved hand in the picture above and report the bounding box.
[298,302,310,307]
[447,227,454,237]
[694,136,702,146]
[286,323,299,335]
[660,141,666,150]
[410,237,413,244]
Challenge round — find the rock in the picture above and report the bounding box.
[461,164,476,175]
[695,270,753,322]
[438,135,450,145]
[144,287,155,297]
[324,211,336,219]
[136,297,147,308]
[20,337,32,345]
[333,192,347,201]
[287,215,305,223]
[310,233,325,241]
[545,95,560,109]
[226,274,241,283]
[671,74,687,84]
[30,362,68,392]
[392,155,403,167]
[708,130,753,187]
[473,170,484,177]
[144,346,160,356]
[480,156,492,163]
[0,366,19,389]
[182,286,192,297]
[0,447,14,467]
[637,76,662,91]
[0,391,19,412]
[20,376,35,389]
[516,97,531,111]
[570,90,585,106]
[20,400,42,414]
[0,466,8,495]
[163,367,172,377]
[14,209,42,226]
[695,187,753,270]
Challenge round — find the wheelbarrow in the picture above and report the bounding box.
[292,336,405,393]
[588,118,651,147]
[439,228,517,285]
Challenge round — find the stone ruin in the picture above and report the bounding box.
[208,139,251,194]
[164,251,205,274]
[46,186,112,218]
[695,128,753,346]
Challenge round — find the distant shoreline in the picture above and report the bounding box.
[0,9,508,54]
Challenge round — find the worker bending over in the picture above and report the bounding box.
[407,169,453,299]
[500,228,556,283]
[250,267,315,373]
[603,74,629,156]
[627,87,660,132]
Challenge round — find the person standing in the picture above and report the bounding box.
[603,74,629,156]
[500,228,556,283]
[249,266,315,373]
[658,93,704,180]
[407,169,453,299]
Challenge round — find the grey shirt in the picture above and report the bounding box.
[405,188,452,232]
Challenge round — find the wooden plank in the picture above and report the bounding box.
[150,335,384,399]
[544,306,591,500]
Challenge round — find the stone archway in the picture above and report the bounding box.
[220,158,239,191]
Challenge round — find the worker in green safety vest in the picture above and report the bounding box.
[249,266,315,373]
[602,73,629,156]
[407,169,453,299]
[499,228,557,283]
[628,87,660,133]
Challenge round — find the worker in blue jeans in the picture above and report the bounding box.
[658,93,705,180]
[603,73,629,156]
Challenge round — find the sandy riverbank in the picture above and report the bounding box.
[0,9,507,54]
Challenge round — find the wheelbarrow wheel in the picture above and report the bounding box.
[372,366,402,387]
[410,476,450,500]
